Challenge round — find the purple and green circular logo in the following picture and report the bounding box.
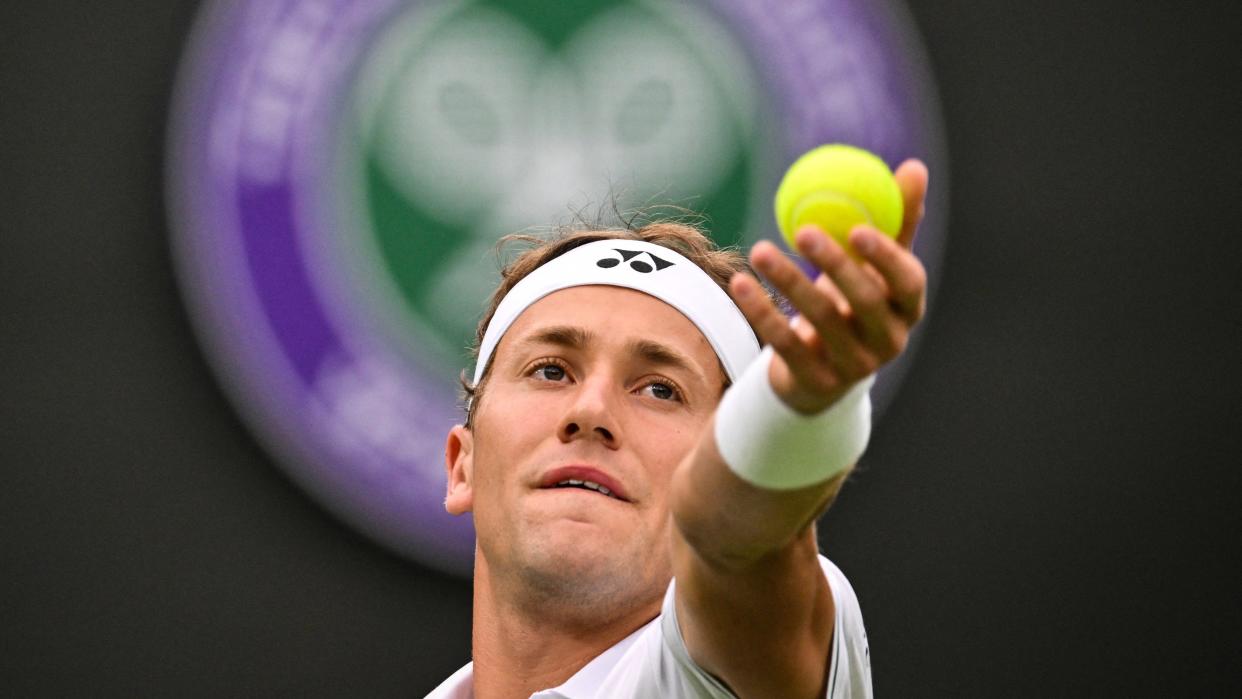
[168,0,946,576]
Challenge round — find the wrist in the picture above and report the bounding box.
[714,347,874,490]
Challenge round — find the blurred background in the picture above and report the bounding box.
[2,0,1240,696]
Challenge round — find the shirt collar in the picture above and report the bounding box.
[532,619,653,698]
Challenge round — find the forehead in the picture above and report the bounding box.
[497,285,721,371]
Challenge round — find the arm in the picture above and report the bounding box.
[669,160,929,699]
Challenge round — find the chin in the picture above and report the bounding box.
[517,531,663,619]
[530,525,628,578]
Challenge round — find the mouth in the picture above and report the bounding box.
[538,465,631,502]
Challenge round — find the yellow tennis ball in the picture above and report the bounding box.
[774,144,904,252]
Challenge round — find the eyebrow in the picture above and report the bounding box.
[625,338,699,379]
[516,325,705,382]
[519,325,594,352]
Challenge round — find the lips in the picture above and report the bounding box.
[538,465,631,502]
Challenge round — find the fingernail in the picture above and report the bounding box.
[799,229,823,253]
[852,231,876,255]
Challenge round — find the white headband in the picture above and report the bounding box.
[472,239,760,385]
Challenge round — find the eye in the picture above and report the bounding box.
[529,361,568,382]
[641,379,682,402]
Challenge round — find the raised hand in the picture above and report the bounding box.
[728,159,930,414]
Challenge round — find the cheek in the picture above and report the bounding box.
[470,391,558,487]
[636,407,701,447]
[478,381,558,427]
[476,389,539,444]
[467,421,510,493]
[632,413,701,481]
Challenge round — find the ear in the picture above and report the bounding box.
[444,424,475,515]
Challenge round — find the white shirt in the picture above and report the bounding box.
[425,555,871,699]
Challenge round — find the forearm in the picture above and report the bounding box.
[666,159,927,698]
[668,414,844,699]
[671,417,848,570]
[671,339,871,568]
[665,351,866,695]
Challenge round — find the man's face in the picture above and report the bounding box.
[445,285,725,616]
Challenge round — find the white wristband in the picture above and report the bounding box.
[714,346,874,490]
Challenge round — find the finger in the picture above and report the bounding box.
[779,281,879,380]
[794,228,893,355]
[812,266,850,314]
[800,287,882,380]
[727,272,824,386]
[750,238,852,352]
[894,159,928,249]
[850,227,927,323]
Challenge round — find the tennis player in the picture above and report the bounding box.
[428,160,929,698]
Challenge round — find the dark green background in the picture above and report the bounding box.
[359,0,760,360]
[2,1,1240,695]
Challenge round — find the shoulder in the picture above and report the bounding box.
[423,661,474,699]
[598,555,872,699]
[818,556,872,698]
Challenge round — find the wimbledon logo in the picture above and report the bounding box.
[167,0,946,576]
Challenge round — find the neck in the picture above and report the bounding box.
[468,550,661,699]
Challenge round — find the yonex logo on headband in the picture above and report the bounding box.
[472,239,760,385]
[596,248,675,274]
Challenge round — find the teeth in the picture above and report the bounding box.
[552,478,617,499]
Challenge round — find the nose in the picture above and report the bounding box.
[557,374,620,448]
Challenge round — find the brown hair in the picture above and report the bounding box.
[461,219,770,428]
